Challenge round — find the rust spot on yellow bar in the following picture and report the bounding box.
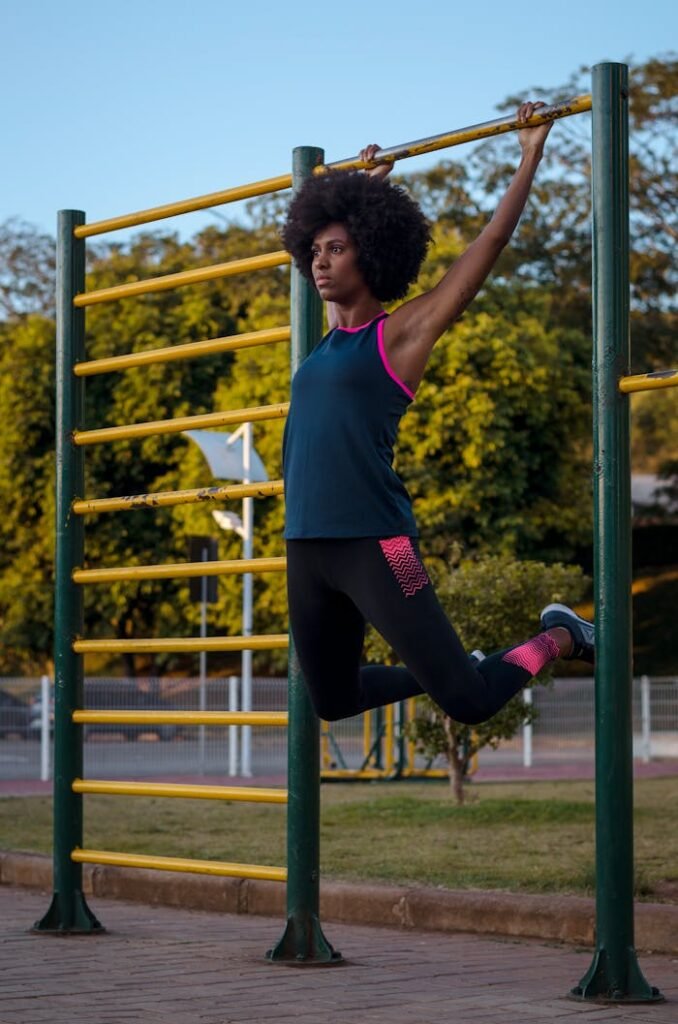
[72,479,284,515]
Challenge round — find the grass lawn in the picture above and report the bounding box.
[2,777,677,900]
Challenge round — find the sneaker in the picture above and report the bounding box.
[540,604,595,664]
[469,649,486,667]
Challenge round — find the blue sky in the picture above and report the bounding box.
[4,0,675,242]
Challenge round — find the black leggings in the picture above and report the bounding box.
[287,537,557,726]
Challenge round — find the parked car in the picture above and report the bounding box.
[0,689,32,739]
[83,680,185,742]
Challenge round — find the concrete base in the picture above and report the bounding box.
[2,850,677,954]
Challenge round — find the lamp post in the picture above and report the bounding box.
[185,423,267,778]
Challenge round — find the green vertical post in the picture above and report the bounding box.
[267,147,340,964]
[34,211,102,934]
[571,63,660,1002]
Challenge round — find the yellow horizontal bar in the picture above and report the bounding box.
[74,326,290,377]
[72,779,287,803]
[71,848,287,882]
[73,402,289,446]
[73,634,289,654]
[73,712,288,729]
[74,173,293,238]
[320,768,392,780]
[73,555,287,585]
[323,96,592,173]
[73,710,288,726]
[73,479,284,514]
[619,369,678,394]
[74,250,291,307]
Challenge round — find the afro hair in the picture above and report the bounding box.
[281,170,431,304]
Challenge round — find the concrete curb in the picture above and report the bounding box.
[2,850,677,954]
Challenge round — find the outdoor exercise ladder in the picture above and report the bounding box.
[37,62,675,997]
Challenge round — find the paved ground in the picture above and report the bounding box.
[1,886,675,1024]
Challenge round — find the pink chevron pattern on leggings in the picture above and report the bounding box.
[502,632,560,676]
[379,536,429,597]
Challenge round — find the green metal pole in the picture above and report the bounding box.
[571,63,660,1003]
[267,147,340,964]
[34,211,102,934]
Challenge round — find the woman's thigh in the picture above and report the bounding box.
[286,541,367,720]
[333,537,482,713]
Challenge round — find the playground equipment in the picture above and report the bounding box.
[37,62,676,999]
[321,701,476,780]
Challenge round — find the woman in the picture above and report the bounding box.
[281,102,594,726]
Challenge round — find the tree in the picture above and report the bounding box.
[484,54,678,371]
[0,315,56,672]
[0,218,56,321]
[364,555,588,803]
[394,236,593,561]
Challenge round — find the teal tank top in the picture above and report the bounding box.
[282,312,418,539]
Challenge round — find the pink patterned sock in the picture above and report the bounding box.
[501,632,560,677]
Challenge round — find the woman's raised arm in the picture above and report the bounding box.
[384,102,552,391]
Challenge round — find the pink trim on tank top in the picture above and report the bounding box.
[376,318,415,401]
[335,313,386,334]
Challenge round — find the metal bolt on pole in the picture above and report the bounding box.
[267,146,340,965]
[34,211,103,934]
[570,62,661,1003]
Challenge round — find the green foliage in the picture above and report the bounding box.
[0,218,55,320]
[396,274,592,559]
[0,315,56,671]
[365,555,587,803]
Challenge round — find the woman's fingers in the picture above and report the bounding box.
[360,143,381,163]
[516,100,553,150]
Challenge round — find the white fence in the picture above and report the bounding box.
[1,675,677,781]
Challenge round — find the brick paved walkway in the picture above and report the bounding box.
[1,886,675,1024]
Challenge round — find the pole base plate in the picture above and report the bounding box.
[569,948,664,1003]
[32,891,104,935]
[267,913,343,966]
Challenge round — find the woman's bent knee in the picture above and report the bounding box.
[305,687,356,723]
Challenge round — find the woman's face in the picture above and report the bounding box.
[310,223,367,303]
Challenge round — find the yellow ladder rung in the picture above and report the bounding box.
[73,635,288,654]
[73,326,290,377]
[73,556,287,585]
[71,848,286,882]
[73,710,288,727]
[73,402,289,446]
[72,479,284,515]
[74,251,291,307]
[72,779,287,803]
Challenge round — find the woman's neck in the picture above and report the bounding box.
[328,299,384,331]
